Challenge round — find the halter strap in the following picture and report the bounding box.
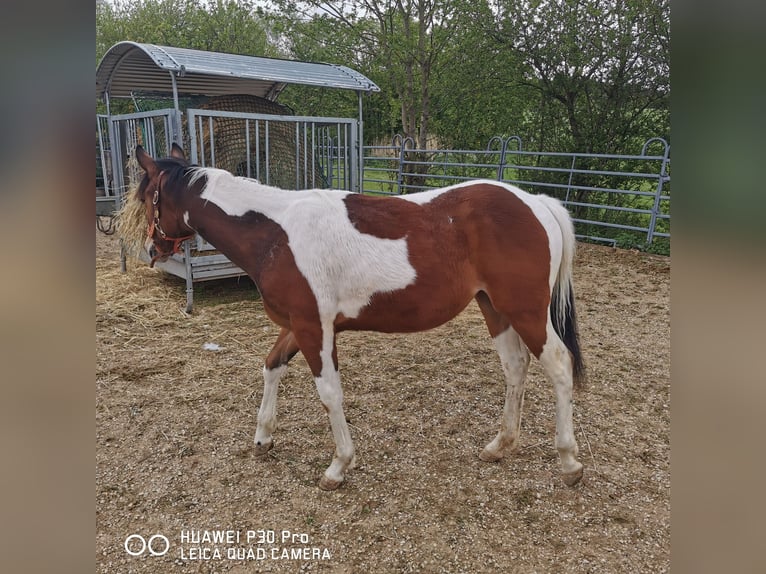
[147,169,196,267]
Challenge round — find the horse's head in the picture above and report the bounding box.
[134,144,196,266]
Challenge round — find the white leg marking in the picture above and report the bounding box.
[254,364,286,453]
[481,327,530,461]
[539,322,582,481]
[315,322,354,489]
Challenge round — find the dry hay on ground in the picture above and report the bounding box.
[96,227,669,573]
[115,186,149,258]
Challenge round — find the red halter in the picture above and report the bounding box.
[147,170,195,267]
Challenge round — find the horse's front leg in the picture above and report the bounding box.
[254,328,300,455]
[315,362,356,490]
[294,319,355,490]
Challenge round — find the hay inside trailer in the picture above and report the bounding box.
[193,94,328,189]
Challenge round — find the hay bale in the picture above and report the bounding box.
[193,94,327,189]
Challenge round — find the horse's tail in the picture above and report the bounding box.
[539,195,586,388]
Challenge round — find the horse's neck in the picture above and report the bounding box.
[196,170,301,224]
[183,174,300,272]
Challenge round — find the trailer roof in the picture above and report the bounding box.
[96,42,380,100]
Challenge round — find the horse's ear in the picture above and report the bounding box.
[170,143,186,160]
[135,145,158,178]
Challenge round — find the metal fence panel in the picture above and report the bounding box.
[362,136,670,247]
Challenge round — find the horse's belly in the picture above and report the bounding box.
[335,279,476,334]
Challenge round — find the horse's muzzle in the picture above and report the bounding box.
[148,245,170,267]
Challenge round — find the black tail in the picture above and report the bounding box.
[551,285,586,389]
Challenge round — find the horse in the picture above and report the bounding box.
[130,143,586,490]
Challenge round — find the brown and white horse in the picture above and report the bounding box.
[133,144,586,490]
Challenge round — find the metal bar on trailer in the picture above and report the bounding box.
[311,123,316,188]
[303,122,308,189]
[295,122,300,190]
[357,91,364,193]
[170,72,180,119]
[338,123,346,189]
[265,122,270,185]
[97,115,110,196]
[109,108,189,122]
[255,121,260,182]
[327,128,333,186]
[197,115,205,166]
[187,109,198,164]
[185,108,355,125]
[245,119,251,178]
[171,109,182,149]
[208,116,216,167]
[163,115,171,154]
[144,117,156,156]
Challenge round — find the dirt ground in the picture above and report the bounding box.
[96,224,669,573]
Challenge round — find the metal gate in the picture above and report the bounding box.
[103,108,181,207]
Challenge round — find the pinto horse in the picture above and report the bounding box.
[133,144,586,490]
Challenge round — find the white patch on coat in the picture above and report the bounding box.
[193,168,417,319]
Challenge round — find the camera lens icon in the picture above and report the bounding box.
[124,534,170,556]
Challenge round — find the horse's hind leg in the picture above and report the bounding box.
[538,322,583,486]
[254,328,300,455]
[476,292,530,462]
[478,291,583,486]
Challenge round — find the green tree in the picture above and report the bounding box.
[486,0,670,153]
[270,0,474,149]
[425,4,530,150]
[264,12,381,131]
[96,0,277,64]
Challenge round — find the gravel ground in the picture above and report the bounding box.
[96,225,669,573]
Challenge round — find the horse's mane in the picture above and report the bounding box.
[154,157,195,191]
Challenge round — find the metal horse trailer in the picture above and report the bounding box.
[96,42,380,312]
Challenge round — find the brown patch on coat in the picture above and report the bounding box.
[342,184,551,356]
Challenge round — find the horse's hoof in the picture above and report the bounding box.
[318,475,343,491]
[253,439,274,456]
[562,465,584,487]
[479,448,503,462]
